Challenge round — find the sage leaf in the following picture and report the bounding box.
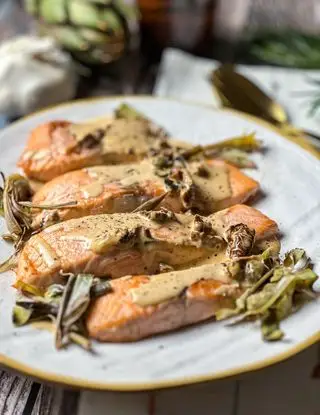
[283,248,310,272]
[261,314,284,341]
[13,305,33,326]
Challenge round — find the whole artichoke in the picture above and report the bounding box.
[25,0,135,65]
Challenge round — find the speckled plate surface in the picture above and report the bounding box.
[0,97,319,391]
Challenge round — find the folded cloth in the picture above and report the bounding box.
[154,48,320,147]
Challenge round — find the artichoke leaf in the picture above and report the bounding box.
[91,278,112,297]
[12,273,111,350]
[225,223,255,259]
[206,133,261,152]
[244,258,266,284]
[217,148,257,168]
[283,248,310,272]
[55,274,109,350]
[19,200,77,210]
[13,305,33,326]
[215,307,241,321]
[114,103,144,120]
[62,274,94,330]
[1,173,33,241]
[14,280,43,297]
[45,284,65,300]
[261,313,284,341]
[182,134,261,161]
[0,253,18,273]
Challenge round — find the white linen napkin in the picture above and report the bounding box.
[155,48,320,148]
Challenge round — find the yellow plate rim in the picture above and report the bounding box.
[0,95,319,391]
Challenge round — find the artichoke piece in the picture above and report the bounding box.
[13,305,33,327]
[261,314,284,341]
[283,248,310,272]
[79,28,113,45]
[1,173,33,242]
[69,2,123,32]
[39,0,68,24]
[225,223,255,259]
[215,248,318,342]
[40,25,90,51]
[209,133,261,152]
[115,103,144,120]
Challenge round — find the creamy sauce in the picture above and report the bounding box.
[254,237,280,256]
[54,212,223,256]
[87,160,159,189]
[59,214,156,254]
[33,236,58,267]
[101,119,158,156]
[81,161,162,200]
[190,247,228,267]
[68,117,113,142]
[190,162,232,209]
[130,263,234,306]
[82,182,104,198]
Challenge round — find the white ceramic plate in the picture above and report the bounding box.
[0,97,319,391]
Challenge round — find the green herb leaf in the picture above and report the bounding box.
[216,247,318,342]
[249,32,320,69]
[0,253,18,273]
[19,201,78,210]
[217,148,257,168]
[13,305,33,326]
[13,274,112,351]
[283,248,309,272]
[114,103,143,120]
[261,313,284,341]
[2,174,33,239]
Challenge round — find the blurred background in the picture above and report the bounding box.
[1,0,320,116]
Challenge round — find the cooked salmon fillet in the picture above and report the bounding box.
[18,117,176,182]
[86,264,242,342]
[31,159,259,228]
[15,205,278,290]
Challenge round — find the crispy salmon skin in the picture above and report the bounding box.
[15,205,278,290]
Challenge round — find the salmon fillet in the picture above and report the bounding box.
[31,159,259,228]
[86,265,242,342]
[18,117,175,182]
[15,205,278,290]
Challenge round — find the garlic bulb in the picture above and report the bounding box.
[0,36,77,118]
